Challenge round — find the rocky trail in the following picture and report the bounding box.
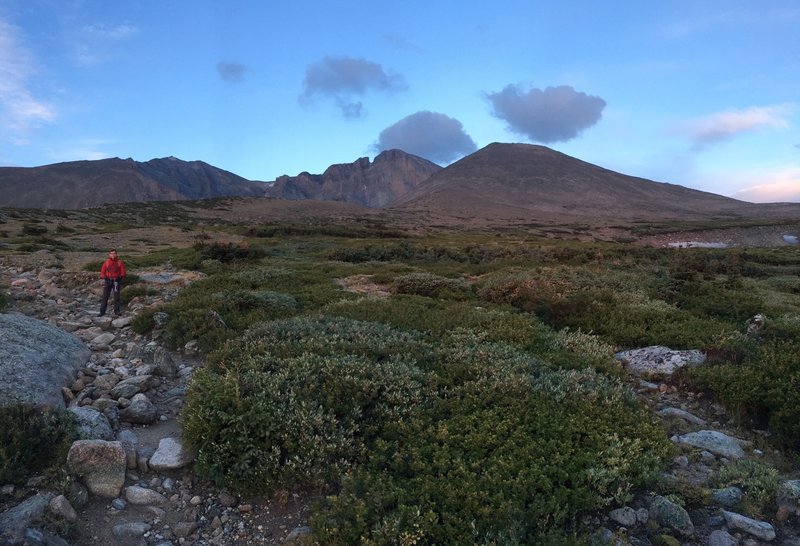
[0,258,312,546]
[1,256,799,545]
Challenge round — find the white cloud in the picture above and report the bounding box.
[731,167,800,203]
[0,19,56,138]
[677,105,793,150]
[70,22,139,66]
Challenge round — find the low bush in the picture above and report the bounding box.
[391,271,473,300]
[21,224,48,236]
[712,459,780,517]
[195,241,267,263]
[0,405,77,484]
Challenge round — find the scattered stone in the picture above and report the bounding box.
[722,510,776,541]
[111,498,127,510]
[615,346,705,377]
[69,406,114,440]
[0,492,54,537]
[149,437,195,470]
[120,393,158,424]
[117,429,139,469]
[672,430,747,459]
[285,525,312,543]
[218,492,238,508]
[125,485,167,505]
[112,315,134,329]
[48,495,78,523]
[110,374,159,399]
[112,522,152,539]
[649,495,694,537]
[89,332,116,350]
[173,521,199,537]
[609,506,638,527]
[66,440,127,498]
[708,529,740,546]
[658,407,708,426]
[712,486,744,508]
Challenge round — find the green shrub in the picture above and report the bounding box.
[196,241,267,263]
[120,284,158,304]
[713,459,780,516]
[21,224,48,236]
[392,272,473,300]
[0,405,78,484]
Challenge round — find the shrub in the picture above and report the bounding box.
[713,459,780,516]
[195,241,267,263]
[392,271,473,299]
[21,224,48,236]
[0,405,77,484]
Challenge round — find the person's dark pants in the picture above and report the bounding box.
[100,278,122,316]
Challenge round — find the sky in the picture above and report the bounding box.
[1,1,799,203]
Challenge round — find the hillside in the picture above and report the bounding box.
[265,149,441,208]
[0,157,263,209]
[388,143,797,224]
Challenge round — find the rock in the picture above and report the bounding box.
[120,393,158,424]
[745,314,767,336]
[649,495,694,537]
[0,492,54,537]
[110,374,159,399]
[657,407,707,426]
[125,485,167,505]
[615,346,705,377]
[112,315,134,329]
[722,510,776,541]
[135,343,177,378]
[112,498,127,510]
[66,440,126,498]
[89,332,116,350]
[0,312,90,408]
[708,529,739,546]
[609,506,637,527]
[149,437,196,470]
[285,525,312,543]
[68,406,114,440]
[712,486,744,508]
[92,372,120,391]
[671,430,747,459]
[48,495,77,523]
[117,429,139,469]
[778,480,800,514]
[112,522,151,539]
[218,492,238,507]
[173,521,199,537]
[651,535,681,546]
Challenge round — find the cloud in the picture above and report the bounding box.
[486,84,606,143]
[732,167,800,203]
[299,56,407,118]
[217,61,246,83]
[0,19,56,140]
[70,23,139,66]
[375,111,477,164]
[678,105,792,150]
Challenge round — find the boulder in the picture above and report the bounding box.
[708,529,739,546]
[0,492,55,539]
[649,495,694,537]
[0,312,90,408]
[125,485,167,505]
[615,346,705,377]
[149,437,195,470]
[69,406,114,440]
[721,510,775,541]
[66,440,126,498]
[110,374,159,399]
[120,393,157,424]
[671,430,747,459]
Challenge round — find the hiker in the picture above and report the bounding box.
[99,248,126,316]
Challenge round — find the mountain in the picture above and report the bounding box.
[388,143,793,223]
[265,149,441,208]
[0,157,264,209]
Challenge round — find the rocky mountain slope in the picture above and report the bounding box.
[0,157,264,209]
[388,143,800,224]
[265,149,441,208]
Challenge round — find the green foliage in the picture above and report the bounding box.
[120,283,158,304]
[195,240,267,263]
[684,339,800,444]
[713,459,780,516]
[391,271,473,299]
[0,405,78,484]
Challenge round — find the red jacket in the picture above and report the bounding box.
[100,257,126,280]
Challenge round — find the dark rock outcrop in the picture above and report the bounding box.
[266,149,441,208]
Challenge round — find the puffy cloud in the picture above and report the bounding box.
[0,19,56,140]
[486,84,606,143]
[732,167,800,203]
[299,56,407,118]
[217,61,246,83]
[375,111,477,164]
[679,105,792,150]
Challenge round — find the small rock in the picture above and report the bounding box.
[69,406,114,440]
[48,494,78,523]
[708,529,739,546]
[66,440,127,498]
[120,393,158,424]
[149,437,195,470]
[285,525,312,543]
[609,506,637,527]
[649,495,694,537]
[125,485,167,505]
[173,521,199,537]
[722,510,776,541]
[112,522,152,539]
[671,430,747,459]
[218,492,238,507]
[712,486,743,508]
[111,498,127,510]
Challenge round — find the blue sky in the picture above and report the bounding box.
[1,0,799,203]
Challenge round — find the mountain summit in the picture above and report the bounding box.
[265,149,441,208]
[389,143,754,222]
[0,157,263,209]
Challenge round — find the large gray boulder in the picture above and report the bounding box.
[0,312,90,408]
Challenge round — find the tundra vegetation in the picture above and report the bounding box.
[2,205,799,544]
